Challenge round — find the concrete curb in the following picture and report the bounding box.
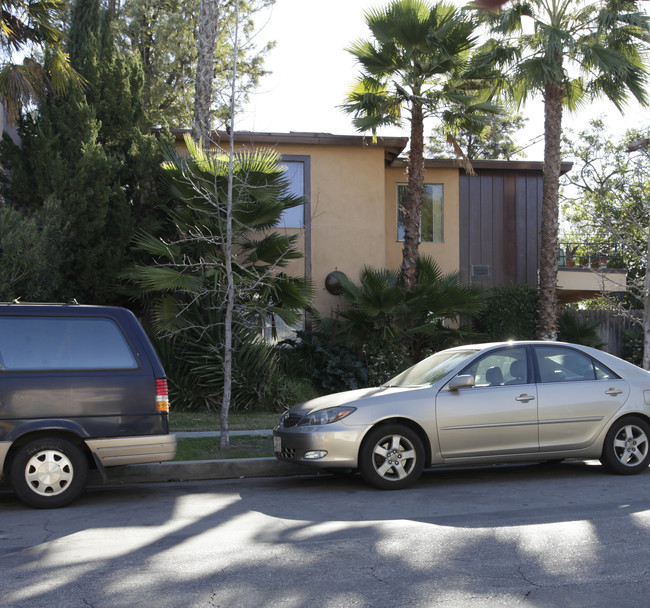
[89,457,315,486]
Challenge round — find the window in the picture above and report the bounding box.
[0,317,138,370]
[462,347,528,387]
[277,159,306,229]
[534,346,614,383]
[397,183,443,242]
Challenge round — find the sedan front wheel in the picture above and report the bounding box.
[600,416,650,475]
[359,424,425,490]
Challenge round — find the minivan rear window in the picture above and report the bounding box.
[0,317,139,370]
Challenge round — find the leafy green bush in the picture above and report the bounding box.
[622,325,643,366]
[557,312,605,348]
[280,331,368,394]
[475,284,537,341]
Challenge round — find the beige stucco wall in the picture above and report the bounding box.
[271,143,389,315]
[384,166,460,275]
[174,134,462,318]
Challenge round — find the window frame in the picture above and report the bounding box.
[396,182,444,243]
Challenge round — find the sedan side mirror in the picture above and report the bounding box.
[447,374,474,391]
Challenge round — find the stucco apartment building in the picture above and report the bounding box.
[173,130,626,321]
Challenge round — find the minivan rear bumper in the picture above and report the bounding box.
[86,434,177,467]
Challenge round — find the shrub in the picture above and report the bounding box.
[475,284,537,341]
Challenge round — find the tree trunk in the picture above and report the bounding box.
[643,226,650,369]
[192,0,219,146]
[220,0,240,449]
[402,99,424,290]
[536,80,564,340]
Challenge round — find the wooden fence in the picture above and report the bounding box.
[571,309,641,358]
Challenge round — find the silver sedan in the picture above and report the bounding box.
[274,341,650,489]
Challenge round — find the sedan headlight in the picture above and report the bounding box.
[298,406,357,426]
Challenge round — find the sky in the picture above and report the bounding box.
[238,0,650,161]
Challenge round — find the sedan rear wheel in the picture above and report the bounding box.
[600,416,650,475]
[359,424,424,490]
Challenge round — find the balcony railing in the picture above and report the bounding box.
[558,242,624,269]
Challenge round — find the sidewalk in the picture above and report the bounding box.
[91,430,315,486]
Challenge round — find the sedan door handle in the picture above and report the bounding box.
[515,394,535,403]
[605,388,623,396]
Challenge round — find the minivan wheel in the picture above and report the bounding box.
[10,438,88,508]
[359,424,424,490]
[600,416,650,475]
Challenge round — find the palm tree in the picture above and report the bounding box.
[124,135,314,443]
[343,0,497,290]
[322,256,484,379]
[477,0,650,339]
[0,0,81,121]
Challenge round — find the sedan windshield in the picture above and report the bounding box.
[384,349,479,387]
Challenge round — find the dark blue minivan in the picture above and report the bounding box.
[0,302,176,508]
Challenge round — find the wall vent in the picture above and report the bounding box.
[471,264,491,279]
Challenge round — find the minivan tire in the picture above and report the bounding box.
[10,437,89,509]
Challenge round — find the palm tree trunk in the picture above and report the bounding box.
[402,99,424,290]
[537,80,563,340]
[192,0,220,146]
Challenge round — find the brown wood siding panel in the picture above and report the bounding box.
[459,175,470,283]
[469,175,483,282]
[480,174,493,277]
[491,174,504,286]
[514,173,529,285]
[458,168,544,291]
[502,172,516,283]
[527,175,541,285]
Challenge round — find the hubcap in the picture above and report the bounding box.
[25,450,74,496]
[372,434,417,481]
[613,424,649,467]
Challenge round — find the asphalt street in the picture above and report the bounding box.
[2,459,650,608]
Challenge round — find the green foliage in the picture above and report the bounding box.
[428,112,527,160]
[562,118,650,310]
[476,0,650,110]
[344,0,499,136]
[124,136,313,412]
[475,284,537,341]
[115,0,275,128]
[475,0,650,339]
[0,0,168,306]
[557,312,605,349]
[0,0,82,122]
[327,257,484,359]
[0,200,67,301]
[301,257,484,389]
[155,323,299,412]
[280,331,369,394]
[623,325,643,367]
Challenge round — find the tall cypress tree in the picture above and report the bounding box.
[1,0,167,305]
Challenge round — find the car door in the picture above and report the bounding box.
[533,344,630,452]
[436,346,539,459]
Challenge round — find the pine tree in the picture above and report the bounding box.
[1,0,167,305]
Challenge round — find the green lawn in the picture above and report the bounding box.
[170,410,279,432]
[170,410,280,461]
[175,434,275,461]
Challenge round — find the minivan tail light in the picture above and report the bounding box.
[156,378,170,413]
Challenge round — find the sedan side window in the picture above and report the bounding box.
[534,345,613,383]
[462,347,528,387]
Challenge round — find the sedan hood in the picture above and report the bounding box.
[290,385,420,414]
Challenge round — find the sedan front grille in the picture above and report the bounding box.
[281,413,303,428]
